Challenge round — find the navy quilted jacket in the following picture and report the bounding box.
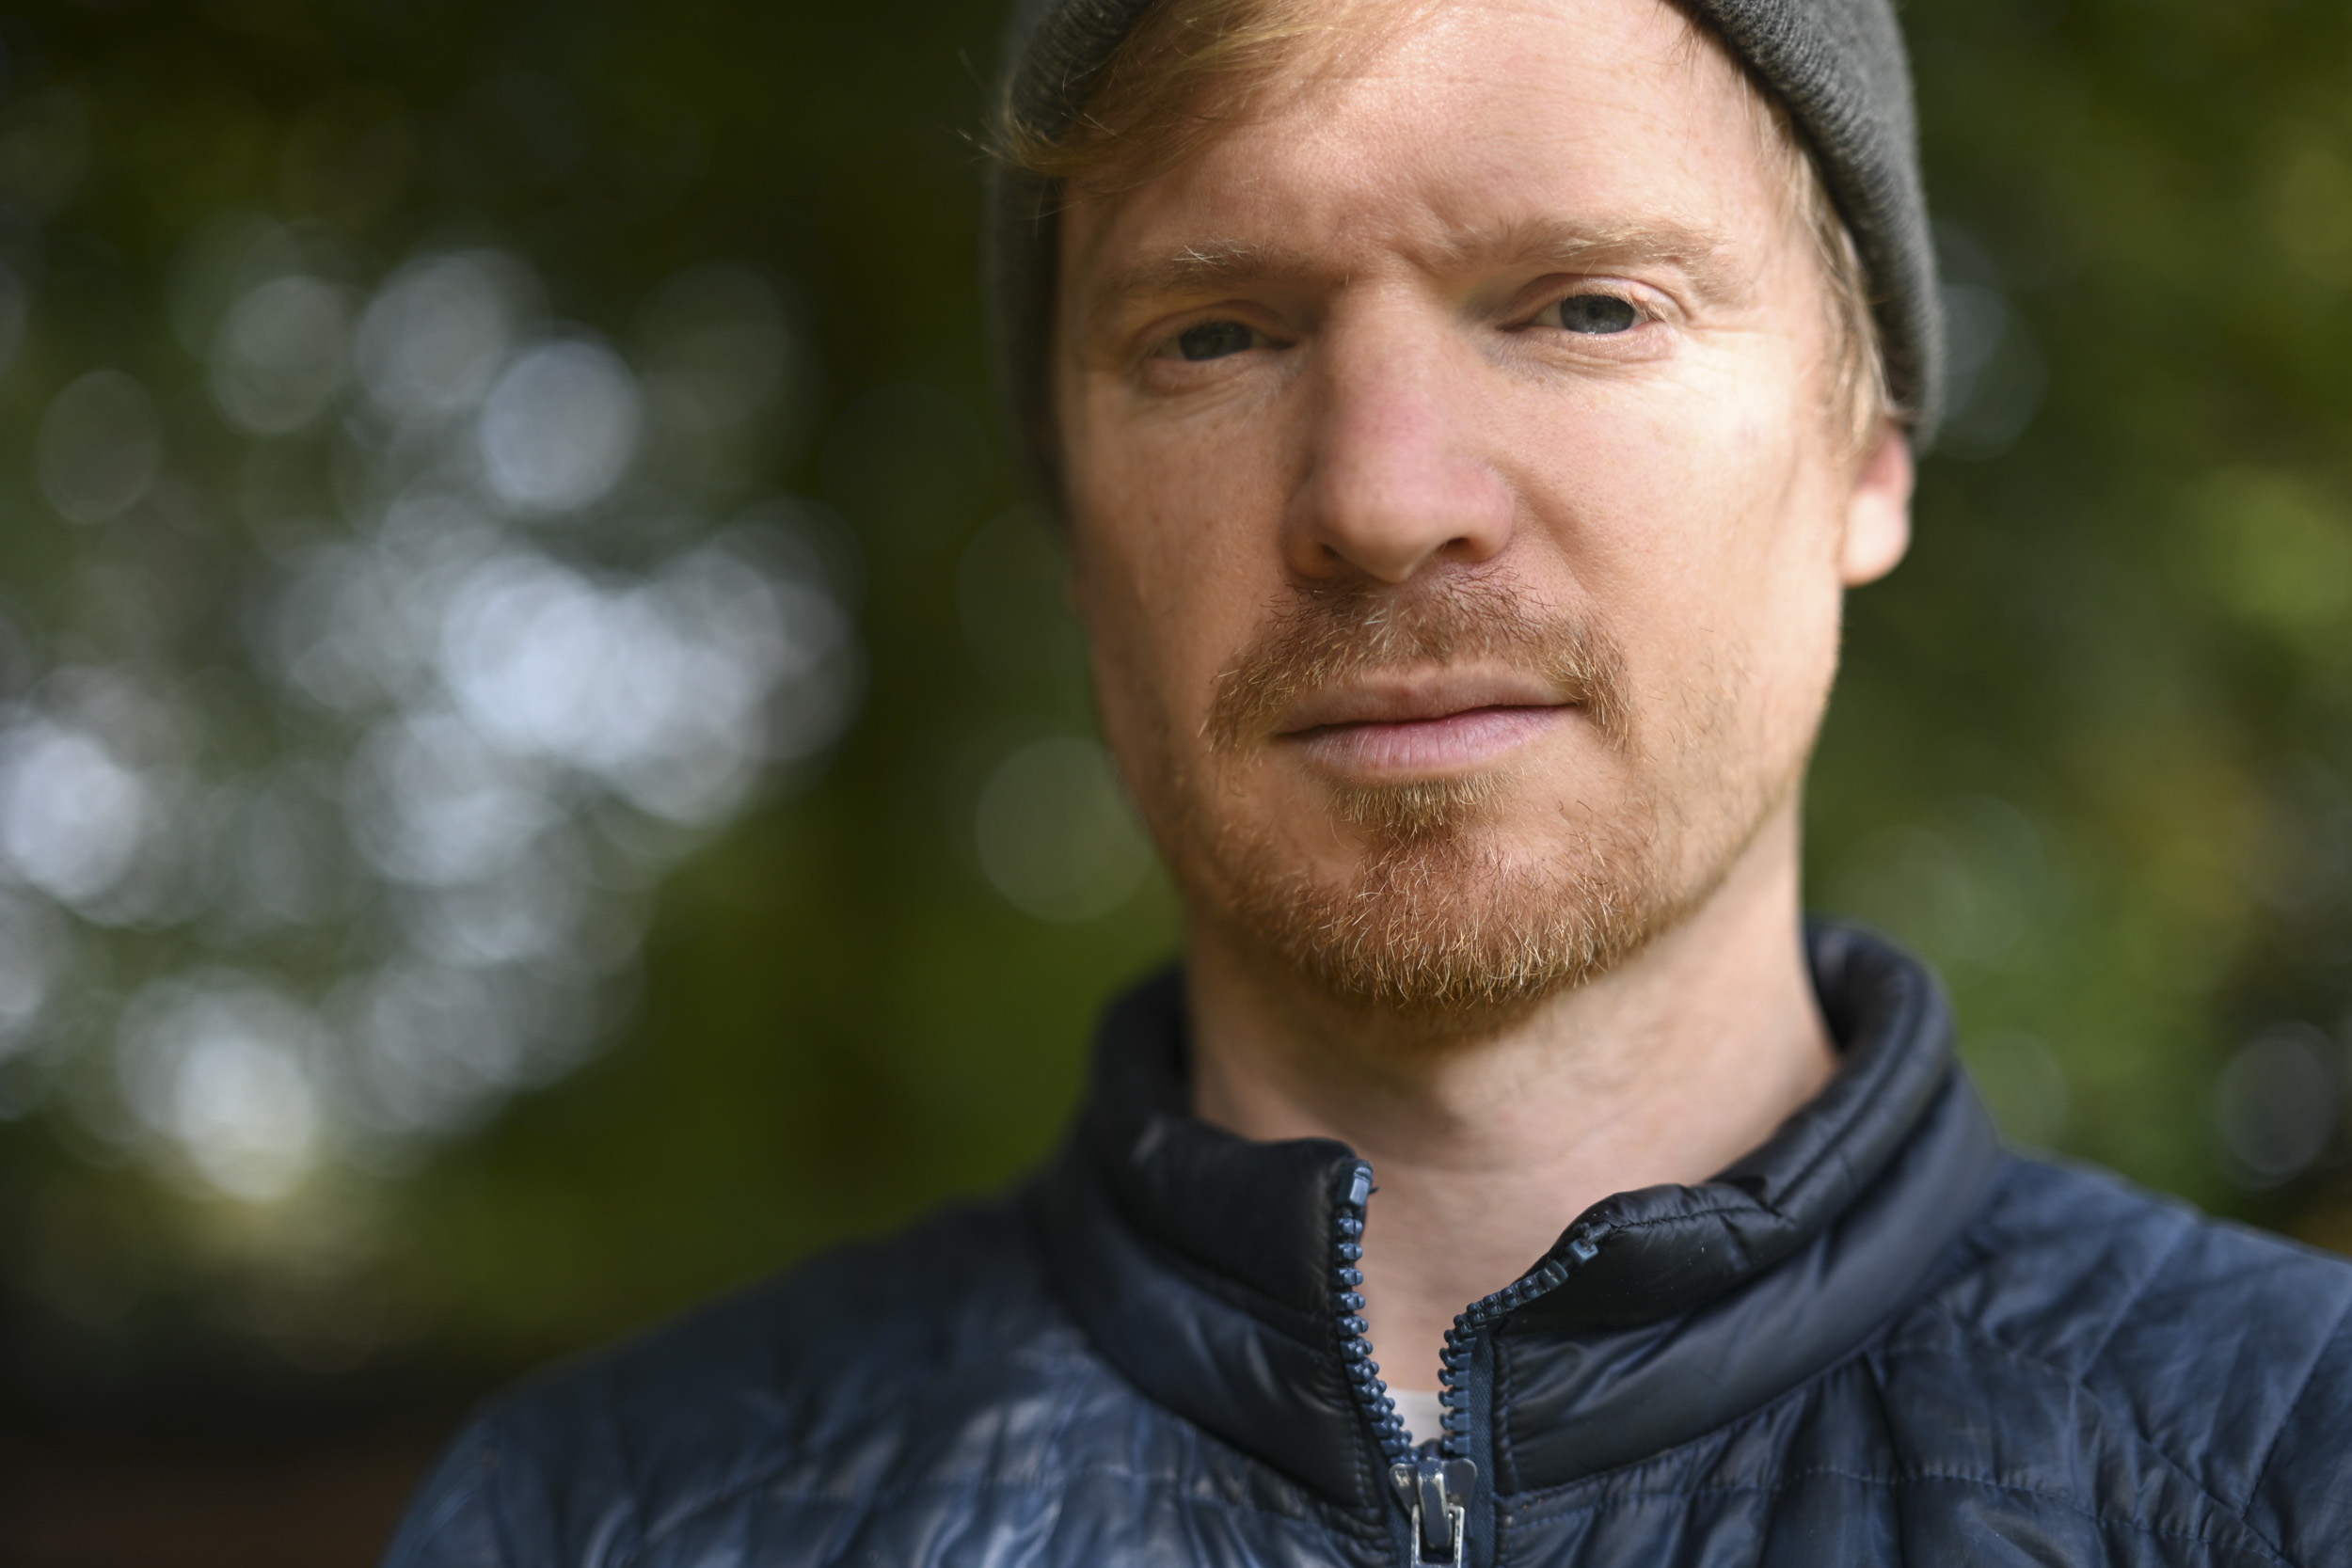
[387,927,2352,1565]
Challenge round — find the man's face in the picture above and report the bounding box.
[1054,0,1910,1017]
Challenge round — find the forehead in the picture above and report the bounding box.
[1060,0,1786,300]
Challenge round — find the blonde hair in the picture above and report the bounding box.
[996,0,1894,450]
[1000,0,1398,188]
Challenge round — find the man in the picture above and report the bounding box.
[388,0,2352,1562]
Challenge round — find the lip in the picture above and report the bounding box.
[1275,673,1576,775]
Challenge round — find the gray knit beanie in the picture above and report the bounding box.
[986,0,1943,483]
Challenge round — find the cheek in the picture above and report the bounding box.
[1065,510,1168,782]
[1063,462,1236,836]
[1065,392,1286,722]
[1513,370,1842,744]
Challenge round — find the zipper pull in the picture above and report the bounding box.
[1388,1456,1476,1566]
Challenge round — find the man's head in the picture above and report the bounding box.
[996,0,1924,1025]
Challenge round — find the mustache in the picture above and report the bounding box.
[1203,575,1632,753]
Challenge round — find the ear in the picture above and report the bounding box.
[1839,422,1914,587]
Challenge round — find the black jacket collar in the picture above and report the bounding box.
[1025,925,2002,1514]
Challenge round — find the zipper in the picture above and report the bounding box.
[1335,1161,1606,1568]
[1332,1163,1414,1468]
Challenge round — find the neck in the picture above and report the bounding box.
[1184,805,1836,1398]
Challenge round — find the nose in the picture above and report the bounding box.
[1282,307,1516,584]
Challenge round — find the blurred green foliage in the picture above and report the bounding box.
[0,0,2346,1422]
[1819,0,2352,1226]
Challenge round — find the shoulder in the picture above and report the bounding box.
[1894,1154,2352,1558]
[384,1193,1108,1568]
[1937,1154,2352,1379]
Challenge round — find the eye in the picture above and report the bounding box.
[1169,320,1258,361]
[1538,293,1642,335]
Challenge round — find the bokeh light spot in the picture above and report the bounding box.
[975,737,1153,923]
[119,974,325,1203]
[2215,1025,2340,1188]
[210,275,352,435]
[356,252,523,422]
[477,339,641,514]
[0,717,153,908]
[37,370,162,524]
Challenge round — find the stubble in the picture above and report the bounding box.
[1166,575,1694,1023]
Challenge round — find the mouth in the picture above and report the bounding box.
[1274,673,1577,776]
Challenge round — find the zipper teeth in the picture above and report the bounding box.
[1436,1224,1603,1462]
[1333,1162,1413,1465]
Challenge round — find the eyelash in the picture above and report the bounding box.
[1156,318,1273,363]
[1521,288,1650,336]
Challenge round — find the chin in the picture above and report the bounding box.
[1197,775,1683,1023]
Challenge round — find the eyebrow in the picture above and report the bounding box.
[1087,216,1751,325]
[1435,217,1746,301]
[1093,240,1313,303]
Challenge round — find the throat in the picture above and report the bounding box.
[1189,825,1842,1442]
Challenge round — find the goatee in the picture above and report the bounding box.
[1175,574,1687,1022]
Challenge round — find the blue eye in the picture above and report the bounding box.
[1175,320,1256,360]
[1550,294,1640,334]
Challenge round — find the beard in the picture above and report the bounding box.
[1154,574,1749,1025]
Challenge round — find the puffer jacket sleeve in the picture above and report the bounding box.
[2242,1292,2352,1564]
[384,1389,655,1568]
[383,1423,512,1568]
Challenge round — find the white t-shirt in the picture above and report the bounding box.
[1391,1387,1447,1449]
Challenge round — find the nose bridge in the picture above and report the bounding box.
[1287,292,1513,585]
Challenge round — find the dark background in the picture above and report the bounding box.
[1,0,2350,1560]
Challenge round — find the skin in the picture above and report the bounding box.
[1053,0,1915,1398]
